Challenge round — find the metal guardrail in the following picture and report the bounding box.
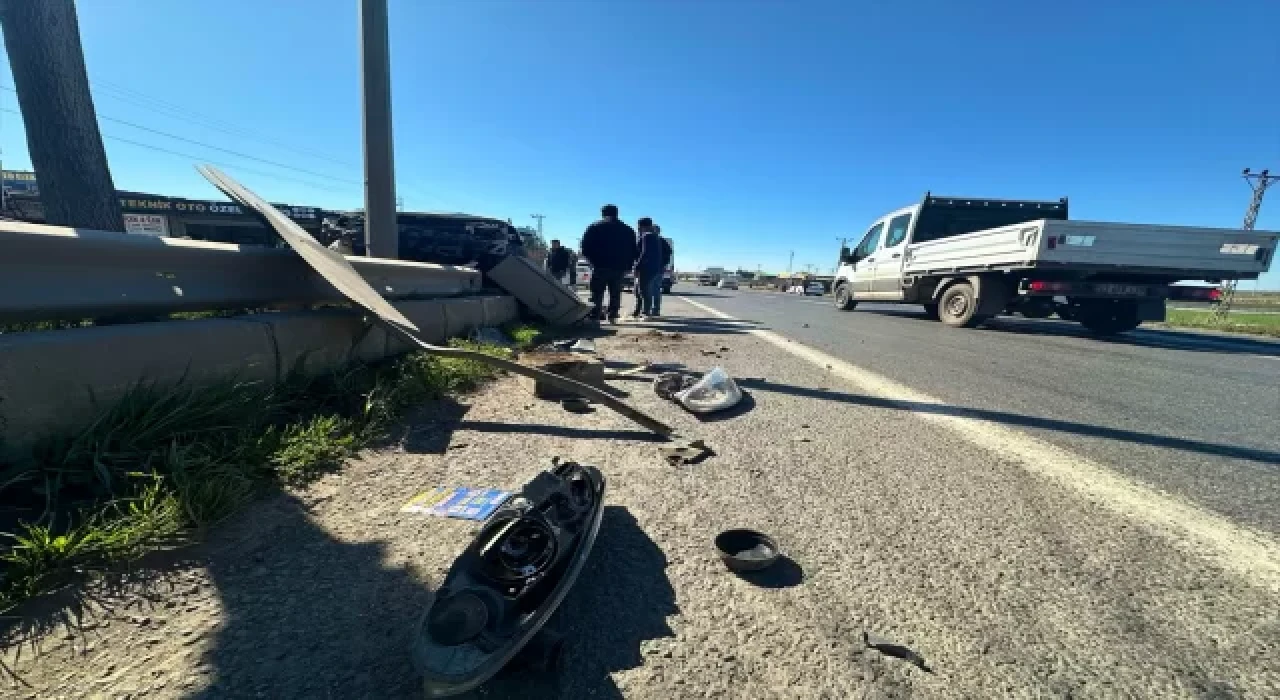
[0,221,483,322]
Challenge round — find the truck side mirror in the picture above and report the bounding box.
[839,246,854,264]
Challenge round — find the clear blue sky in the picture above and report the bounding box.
[2,0,1279,286]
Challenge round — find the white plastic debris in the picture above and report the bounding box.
[570,338,597,353]
[674,366,743,414]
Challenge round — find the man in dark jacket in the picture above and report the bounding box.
[545,239,572,284]
[580,204,637,321]
[634,218,672,317]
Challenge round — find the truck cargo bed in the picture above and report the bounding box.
[903,219,1277,280]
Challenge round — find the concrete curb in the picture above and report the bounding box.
[0,295,519,463]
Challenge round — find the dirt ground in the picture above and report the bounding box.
[5,296,1277,699]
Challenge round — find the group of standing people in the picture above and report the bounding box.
[570,204,672,322]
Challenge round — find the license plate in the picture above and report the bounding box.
[1094,284,1145,296]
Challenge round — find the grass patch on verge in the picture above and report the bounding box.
[0,337,509,612]
[1163,309,1280,338]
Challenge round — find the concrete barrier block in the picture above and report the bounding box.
[394,300,448,349]
[255,309,392,378]
[442,298,487,339]
[0,319,276,462]
[481,295,519,327]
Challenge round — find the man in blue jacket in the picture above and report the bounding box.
[579,204,637,322]
[633,217,671,318]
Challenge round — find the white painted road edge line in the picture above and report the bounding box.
[678,296,1280,592]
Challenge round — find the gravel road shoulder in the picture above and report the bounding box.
[4,296,1278,699]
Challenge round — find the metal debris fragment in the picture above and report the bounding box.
[659,439,715,465]
[863,632,931,672]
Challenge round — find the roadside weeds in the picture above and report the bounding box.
[0,336,515,614]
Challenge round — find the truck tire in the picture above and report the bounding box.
[922,303,940,321]
[834,283,856,311]
[937,282,981,327]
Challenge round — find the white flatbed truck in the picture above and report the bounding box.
[832,194,1278,334]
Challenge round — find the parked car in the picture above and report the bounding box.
[805,282,825,296]
[575,261,592,287]
[718,276,739,290]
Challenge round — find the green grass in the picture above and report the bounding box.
[1163,309,1280,338]
[0,336,510,612]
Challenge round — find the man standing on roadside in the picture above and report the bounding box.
[545,238,572,285]
[634,218,671,318]
[580,204,637,322]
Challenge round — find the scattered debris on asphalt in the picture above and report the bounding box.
[659,439,715,465]
[569,338,597,353]
[520,351,606,400]
[654,371,696,400]
[863,632,931,673]
[401,486,512,520]
[603,362,653,379]
[673,366,744,413]
[412,460,605,696]
[199,166,672,437]
[714,529,781,572]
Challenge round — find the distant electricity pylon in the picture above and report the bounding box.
[1213,168,1278,321]
[530,213,546,239]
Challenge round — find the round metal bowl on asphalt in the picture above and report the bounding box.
[714,529,780,572]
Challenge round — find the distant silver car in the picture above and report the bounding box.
[804,282,825,296]
[718,277,739,290]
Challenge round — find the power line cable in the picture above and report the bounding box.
[0,85,357,185]
[90,79,353,168]
[0,107,350,195]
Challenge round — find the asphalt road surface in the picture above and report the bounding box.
[675,287,1280,535]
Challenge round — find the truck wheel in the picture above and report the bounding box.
[922,303,940,321]
[834,283,857,311]
[938,282,981,327]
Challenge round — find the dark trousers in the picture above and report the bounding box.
[588,267,625,319]
[635,272,663,315]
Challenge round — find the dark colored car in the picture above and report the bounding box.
[332,211,525,269]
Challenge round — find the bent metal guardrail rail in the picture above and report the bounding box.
[0,221,483,323]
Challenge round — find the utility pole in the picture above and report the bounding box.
[0,0,123,231]
[1212,168,1278,321]
[787,250,794,277]
[530,213,545,239]
[359,0,398,258]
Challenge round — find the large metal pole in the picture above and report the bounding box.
[359,0,398,258]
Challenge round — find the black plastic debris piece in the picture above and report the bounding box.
[411,460,606,697]
[863,632,931,672]
[653,372,696,400]
[714,529,780,573]
[659,439,715,465]
[561,397,593,413]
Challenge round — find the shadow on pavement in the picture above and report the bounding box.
[693,389,756,422]
[191,493,432,699]
[850,307,1280,358]
[619,316,760,337]
[452,420,667,444]
[734,555,804,589]
[477,505,678,699]
[737,379,1280,466]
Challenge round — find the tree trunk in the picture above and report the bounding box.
[0,0,123,231]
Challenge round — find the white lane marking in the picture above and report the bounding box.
[678,296,1280,591]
